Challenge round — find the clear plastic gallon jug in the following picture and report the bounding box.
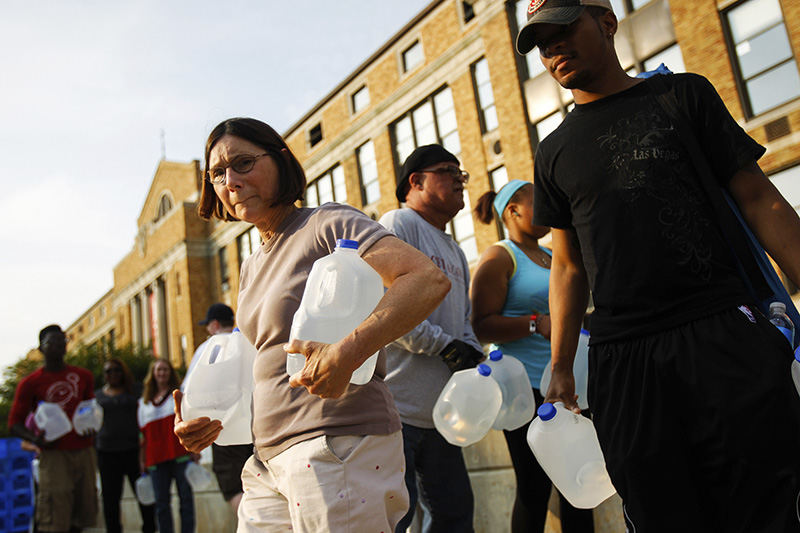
[540,329,590,410]
[769,301,795,346]
[433,364,503,447]
[33,402,71,442]
[527,402,616,509]
[486,350,536,431]
[72,398,103,435]
[184,461,213,491]
[182,329,257,445]
[288,239,384,386]
[792,346,800,398]
[135,474,156,505]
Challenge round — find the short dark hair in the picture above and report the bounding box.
[198,118,307,221]
[38,324,63,345]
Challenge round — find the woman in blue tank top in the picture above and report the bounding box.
[471,180,594,533]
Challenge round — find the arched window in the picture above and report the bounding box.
[155,193,173,222]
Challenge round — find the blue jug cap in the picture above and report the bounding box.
[336,239,359,249]
[537,403,556,421]
[477,363,492,376]
[489,349,503,361]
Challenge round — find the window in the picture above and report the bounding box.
[448,195,479,263]
[308,123,323,147]
[357,141,380,206]
[514,1,547,79]
[535,111,565,143]
[402,40,424,72]
[352,85,370,114]
[463,1,475,23]
[725,0,800,116]
[218,247,229,291]
[155,193,172,222]
[305,165,346,207]
[238,226,261,266]
[472,58,499,133]
[490,166,509,192]
[391,87,476,262]
[392,87,461,166]
[642,43,685,74]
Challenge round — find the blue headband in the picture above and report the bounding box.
[493,180,529,217]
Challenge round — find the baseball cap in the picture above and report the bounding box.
[199,303,234,325]
[516,0,613,55]
[395,144,460,203]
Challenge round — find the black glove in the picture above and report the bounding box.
[439,340,484,372]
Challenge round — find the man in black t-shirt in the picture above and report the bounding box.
[516,1,800,531]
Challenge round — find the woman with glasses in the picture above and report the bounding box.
[173,117,449,532]
[95,358,156,533]
[470,181,595,533]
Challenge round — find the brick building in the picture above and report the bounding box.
[65,0,800,528]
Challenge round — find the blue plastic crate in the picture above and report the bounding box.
[11,505,33,532]
[10,471,31,493]
[10,453,32,472]
[0,438,22,458]
[11,490,32,509]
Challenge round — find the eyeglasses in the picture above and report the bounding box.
[104,367,122,374]
[206,153,269,185]
[419,166,470,183]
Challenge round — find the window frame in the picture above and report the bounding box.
[351,84,370,115]
[722,0,800,118]
[304,163,347,208]
[356,140,381,207]
[401,40,424,73]
[471,57,499,134]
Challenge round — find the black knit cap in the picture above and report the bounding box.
[395,144,460,203]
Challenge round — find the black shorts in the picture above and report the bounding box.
[589,304,800,532]
[211,443,253,501]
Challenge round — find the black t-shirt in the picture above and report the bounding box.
[534,74,765,344]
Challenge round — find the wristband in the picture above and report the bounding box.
[529,314,538,334]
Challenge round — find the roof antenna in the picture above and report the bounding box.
[160,128,166,160]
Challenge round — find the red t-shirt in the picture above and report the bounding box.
[8,365,95,450]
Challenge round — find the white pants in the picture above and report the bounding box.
[237,431,409,532]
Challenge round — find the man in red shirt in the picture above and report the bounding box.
[8,324,98,533]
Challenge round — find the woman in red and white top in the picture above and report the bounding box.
[138,358,195,533]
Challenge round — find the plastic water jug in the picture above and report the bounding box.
[184,461,213,491]
[540,329,590,410]
[433,364,503,447]
[486,350,536,430]
[72,398,103,435]
[33,402,71,442]
[769,301,795,346]
[288,239,384,385]
[527,402,616,509]
[135,474,155,505]
[792,346,800,398]
[182,329,257,445]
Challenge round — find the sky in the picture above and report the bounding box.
[0,0,433,370]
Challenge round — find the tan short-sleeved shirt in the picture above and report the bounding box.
[237,203,400,461]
